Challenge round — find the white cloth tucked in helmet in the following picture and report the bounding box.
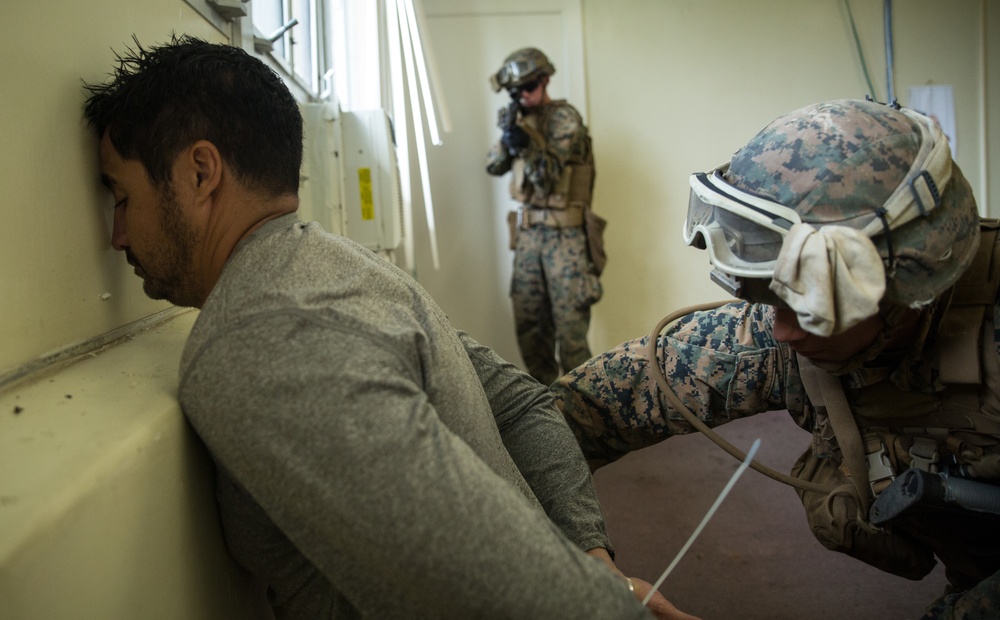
[769,223,886,337]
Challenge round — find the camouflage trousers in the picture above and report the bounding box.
[510,224,601,385]
[900,505,1000,619]
[921,567,1000,619]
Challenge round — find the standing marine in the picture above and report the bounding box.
[486,47,606,385]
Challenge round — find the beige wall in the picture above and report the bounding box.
[0,3,266,617]
[580,0,999,352]
[0,0,995,612]
[1,312,266,619]
[989,0,1000,214]
[1,0,992,387]
[0,2,225,381]
[411,0,997,363]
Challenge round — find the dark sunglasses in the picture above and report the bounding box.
[508,78,541,96]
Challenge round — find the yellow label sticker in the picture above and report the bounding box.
[358,168,375,221]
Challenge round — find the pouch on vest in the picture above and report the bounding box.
[584,208,607,275]
[568,164,594,208]
[546,166,571,209]
[507,210,519,250]
[574,271,603,309]
[540,164,595,209]
[791,447,937,580]
[510,159,530,203]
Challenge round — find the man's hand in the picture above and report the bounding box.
[501,125,530,154]
[629,576,702,620]
[584,549,701,620]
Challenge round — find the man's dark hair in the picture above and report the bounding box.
[84,34,303,196]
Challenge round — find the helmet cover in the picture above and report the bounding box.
[724,99,980,309]
[490,47,556,92]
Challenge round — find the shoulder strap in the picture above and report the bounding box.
[797,354,873,513]
[645,303,838,495]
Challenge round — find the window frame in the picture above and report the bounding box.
[249,0,330,100]
[179,0,335,103]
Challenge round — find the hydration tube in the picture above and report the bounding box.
[645,301,836,495]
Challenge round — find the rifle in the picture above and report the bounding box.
[497,91,529,155]
[870,467,1000,525]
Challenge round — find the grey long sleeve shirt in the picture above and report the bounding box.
[178,215,651,619]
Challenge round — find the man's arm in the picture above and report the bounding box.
[486,102,519,176]
[458,331,611,552]
[551,301,804,468]
[181,316,652,619]
[459,332,703,620]
[920,568,1000,619]
[486,140,513,176]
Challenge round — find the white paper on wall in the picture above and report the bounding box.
[909,84,957,157]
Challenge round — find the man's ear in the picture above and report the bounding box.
[184,140,223,204]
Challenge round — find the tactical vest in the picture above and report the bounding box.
[792,219,1000,581]
[813,219,1000,487]
[509,100,595,211]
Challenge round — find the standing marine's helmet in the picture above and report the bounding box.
[684,99,980,337]
[490,47,556,93]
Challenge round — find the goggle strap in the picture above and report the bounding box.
[910,170,941,216]
[691,169,800,231]
[861,107,953,237]
[873,207,896,275]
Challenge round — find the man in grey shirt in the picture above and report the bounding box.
[83,35,695,620]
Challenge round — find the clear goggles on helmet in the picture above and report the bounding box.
[683,104,953,296]
[683,166,800,279]
[491,58,542,92]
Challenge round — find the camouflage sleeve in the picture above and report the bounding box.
[552,301,809,466]
[486,140,513,176]
[920,568,1000,619]
[521,103,584,195]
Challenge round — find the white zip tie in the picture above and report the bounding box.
[642,438,762,606]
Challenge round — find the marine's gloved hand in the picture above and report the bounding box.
[501,125,530,153]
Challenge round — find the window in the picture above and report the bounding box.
[252,0,327,96]
[290,0,319,92]
[329,0,380,111]
[252,0,287,58]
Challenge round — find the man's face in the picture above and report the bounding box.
[99,132,200,307]
[771,307,883,363]
[511,76,547,109]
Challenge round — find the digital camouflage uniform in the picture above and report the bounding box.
[555,296,1000,619]
[555,99,1000,619]
[487,100,601,385]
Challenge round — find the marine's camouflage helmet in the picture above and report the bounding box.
[490,47,556,93]
[724,98,980,307]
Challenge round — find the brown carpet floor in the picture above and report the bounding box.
[592,410,948,620]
